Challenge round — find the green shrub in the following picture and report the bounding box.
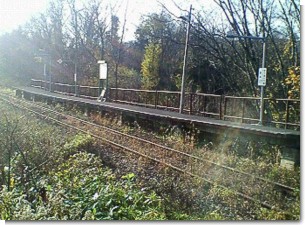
[47,152,166,220]
[1,152,167,220]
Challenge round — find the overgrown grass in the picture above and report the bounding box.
[0,89,300,220]
[0,98,183,220]
[1,152,167,220]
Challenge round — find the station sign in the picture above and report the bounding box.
[258,68,267,86]
[98,60,107,80]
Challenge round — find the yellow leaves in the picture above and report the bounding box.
[141,43,162,89]
[284,66,300,99]
[283,40,294,59]
[273,64,281,73]
[10,177,15,189]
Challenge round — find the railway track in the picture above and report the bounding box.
[0,91,298,214]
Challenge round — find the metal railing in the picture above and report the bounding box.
[108,88,224,119]
[31,79,99,99]
[30,79,300,130]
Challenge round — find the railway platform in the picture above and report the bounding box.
[13,86,300,167]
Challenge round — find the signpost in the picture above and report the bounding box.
[97,60,108,102]
[226,33,266,125]
[258,68,267,87]
[57,58,63,64]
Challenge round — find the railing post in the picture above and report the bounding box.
[194,93,200,115]
[178,93,181,110]
[241,98,245,123]
[108,88,111,101]
[132,90,135,103]
[115,88,118,102]
[198,95,201,114]
[219,95,223,120]
[189,93,193,115]
[223,97,227,120]
[203,95,206,116]
[285,100,290,129]
[129,90,132,103]
[166,93,169,109]
[155,90,158,109]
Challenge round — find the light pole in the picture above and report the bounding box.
[74,9,79,97]
[259,38,266,125]
[43,62,47,89]
[179,5,192,114]
[226,34,266,125]
[35,49,50,91]
[72,8,85,96]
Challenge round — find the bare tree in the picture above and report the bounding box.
[114,0,129,92]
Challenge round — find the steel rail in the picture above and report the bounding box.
[0,94,299,217]
[0,92,295,194]
[0,95,278,211]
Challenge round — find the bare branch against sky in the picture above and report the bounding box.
[0,0,216,40]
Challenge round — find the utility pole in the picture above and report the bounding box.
[258,37,266,125]
[226,34,266,125]
[179,5,192,114]
[49,59,52,92]
[74,9,79,96]
[43,62,47,90]
[34,49,50,91]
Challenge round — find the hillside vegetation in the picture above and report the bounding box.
[0,90,300,220]
[0,0,300,101]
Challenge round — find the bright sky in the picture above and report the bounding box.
[0,0,49,34]
[0,0,215,40]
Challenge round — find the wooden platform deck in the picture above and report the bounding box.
[14,86,300,149]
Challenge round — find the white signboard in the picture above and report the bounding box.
[258,68,267,86]
[98,61,108,80]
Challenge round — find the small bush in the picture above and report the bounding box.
[1,152,167,220]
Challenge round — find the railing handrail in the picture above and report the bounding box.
[30,79,300,129]
[225,96,260,100]
[31,80,300,101]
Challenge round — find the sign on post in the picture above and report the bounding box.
[258,68,267,86]
[34,56,42,63]
[97,60,108,102]
[98,60,107,80]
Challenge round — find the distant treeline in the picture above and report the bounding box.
[0,0,300,99]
